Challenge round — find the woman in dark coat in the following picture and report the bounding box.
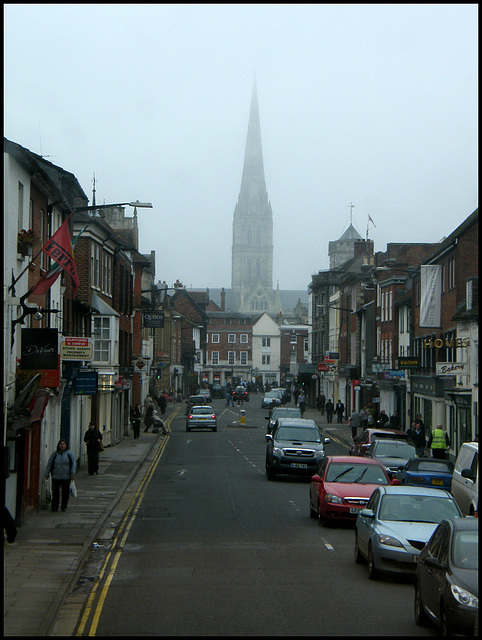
[84,422,103,475]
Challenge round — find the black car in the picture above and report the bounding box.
[211,384,225,399]
[415,517,478,636]
[265,418,330,480]
[232,386,249,402]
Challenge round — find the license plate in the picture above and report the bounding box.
[350,507,362,514]
[290,463,307,469]
[431,478,443,485]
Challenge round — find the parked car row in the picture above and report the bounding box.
[260,414,478,636]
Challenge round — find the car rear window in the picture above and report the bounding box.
[409,460,454,473]
[373,442,415,457]
[191,407,214,415]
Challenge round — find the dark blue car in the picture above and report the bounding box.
[396,457,454,490]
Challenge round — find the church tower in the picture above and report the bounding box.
[231,82,276,313]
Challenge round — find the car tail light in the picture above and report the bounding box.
[188,414,193,419]
[211,414,216,419]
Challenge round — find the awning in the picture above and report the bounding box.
[91,293,119,316]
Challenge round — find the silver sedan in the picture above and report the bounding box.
[354,485,463,579]
[186,406,217,432]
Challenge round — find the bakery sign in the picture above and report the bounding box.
[60,337,93,361]
[436,362,469,376]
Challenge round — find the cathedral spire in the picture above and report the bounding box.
[231,83,274,313]
[239,80,266,195]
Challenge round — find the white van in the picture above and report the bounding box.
[451,442,478,516]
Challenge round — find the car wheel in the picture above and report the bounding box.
[414,581,430,627]
[309,495,318,519]
[266,466,276,481]
[186,427,190,432]
[318,501,329,527]
[354,533,366,564]
[367,544,379,579]
[212,427,217,432]
[440,604,451,637]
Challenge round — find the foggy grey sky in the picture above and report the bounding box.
[4,4,478,291]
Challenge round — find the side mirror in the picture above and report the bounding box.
[324,437,331,445]
[461,468,476,481]
[390,478,401,486]
[425,556,443,570]
[359,508,374,518]
[265,434,273,443]
[311,474,322,483]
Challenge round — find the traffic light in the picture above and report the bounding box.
[156,367,162,380]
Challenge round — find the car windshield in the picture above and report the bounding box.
[452,531,478,570]
[379,494,461,523]
[271,409,301,420]
[276,427,320,443]
[326,462,388,484]
[408,460,454,473]
[265,392,279,398]
[191,407,214,415]
[373,442,415,457]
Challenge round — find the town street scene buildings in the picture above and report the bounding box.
[4,84,478,527]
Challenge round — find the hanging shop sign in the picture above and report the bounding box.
[20,328,58,370]
[436,362,469,376]
[20,328,60,387]
[74,370,98,395]
[60,337,93,361]
[398,357,420,369]
[143,311,164,328]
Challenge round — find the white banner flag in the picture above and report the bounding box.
[420,265,442,328]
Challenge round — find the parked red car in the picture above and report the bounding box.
[349,428,413,456]
[309,455,399,525]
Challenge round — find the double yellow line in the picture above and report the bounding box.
[76,409,178,636]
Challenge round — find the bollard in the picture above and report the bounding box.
[240,409,246,425]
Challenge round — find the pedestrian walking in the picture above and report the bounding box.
[225,391,234,407]
[415,414,426,439]
[359,406,369,430]
[325,399,334,423]
[144,400,155,432]
[428,424,450,459]
[335,400,344,423]
[3,506,17,543]
[349,409,361,440]
[318,393,326,415]
[377,409,390,428]
[389,411,401,429]
[298,390,306,416]
[293,387,300,405]
[407,421,426,457]
[84,421,103,474]
[45,439,76,512]
[158,393,167,415]
[131,404,142,439]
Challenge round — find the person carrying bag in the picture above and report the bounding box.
[45,439,76,512]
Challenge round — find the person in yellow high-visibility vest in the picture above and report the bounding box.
[428,424,450,459]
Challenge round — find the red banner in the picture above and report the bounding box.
[41,216,79,296]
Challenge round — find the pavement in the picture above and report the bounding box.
[3,402,353,637]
